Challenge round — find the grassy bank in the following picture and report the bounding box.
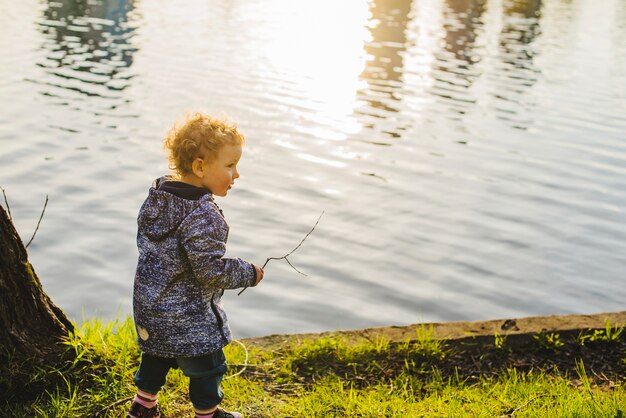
[2,316,625,417]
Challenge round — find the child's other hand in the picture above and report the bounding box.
[253,264,264,286]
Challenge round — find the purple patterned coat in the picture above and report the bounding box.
[133,177,255,357]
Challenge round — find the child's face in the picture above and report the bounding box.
[198,142,243,197]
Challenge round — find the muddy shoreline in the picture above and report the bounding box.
[245,311,626,347]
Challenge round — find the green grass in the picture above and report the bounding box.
[2,317,625,417]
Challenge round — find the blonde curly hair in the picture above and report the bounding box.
[163,112,245,178]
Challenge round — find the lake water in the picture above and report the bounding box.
[1,0,625,338]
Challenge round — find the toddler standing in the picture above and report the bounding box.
[128,113,264,418]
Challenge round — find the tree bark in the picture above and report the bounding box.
[0,204,74,364]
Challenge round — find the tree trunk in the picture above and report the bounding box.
[0,204,74,364]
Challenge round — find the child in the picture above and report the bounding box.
[128,113,264,418]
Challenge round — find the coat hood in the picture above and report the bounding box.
[138,176,212,240]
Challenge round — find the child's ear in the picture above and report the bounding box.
[191,158,204,177]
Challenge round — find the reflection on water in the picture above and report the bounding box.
[440,0,487,66]
[355,0,547,139]
[34,0,137,106]
[359,0,410,114]
[500,0,541,72]
[1,0,625,337]
[357,0,414,141]
[430,0,487,114]
[495,0,541,129]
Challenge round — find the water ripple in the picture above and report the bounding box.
[1,0,625,336]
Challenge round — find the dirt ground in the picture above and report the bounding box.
[245,311,626,347]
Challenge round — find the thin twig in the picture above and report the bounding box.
[238,211,324,296]
[90,396,133,417]
[224,339,249,380]
[25,195,48,248]
[284,257,306,276]
[500,394,553,417]
[277,210,324,260]
[1,187,12,220]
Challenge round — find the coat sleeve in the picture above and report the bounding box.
[178,203,256,290]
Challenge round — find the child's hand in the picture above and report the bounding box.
[253,264,264,286]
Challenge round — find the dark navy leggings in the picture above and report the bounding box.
[134,350,228,409]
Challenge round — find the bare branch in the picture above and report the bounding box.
[25,195,49,248]
[238,211,324,296]
[284,257,307,277]
[1,187,12,221]
[281,211,324,259]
